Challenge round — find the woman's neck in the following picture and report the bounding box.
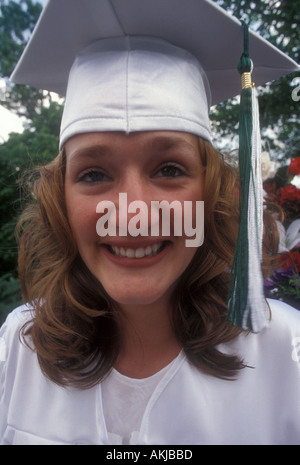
[114,300,181,379]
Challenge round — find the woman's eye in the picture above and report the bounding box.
[78,169,109,183]
[156,164,184,178]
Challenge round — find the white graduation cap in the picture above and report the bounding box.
[11,0,299,332]
[11,0,298,148]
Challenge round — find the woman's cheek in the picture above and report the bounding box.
[68,197,99,241]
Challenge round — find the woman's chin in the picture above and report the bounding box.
[102,281,175,309]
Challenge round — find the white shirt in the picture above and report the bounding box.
[0,299,300,445]
[102,358,177,445]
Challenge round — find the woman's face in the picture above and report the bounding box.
[64,131,204,308]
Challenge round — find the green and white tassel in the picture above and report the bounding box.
[228,22,268,333]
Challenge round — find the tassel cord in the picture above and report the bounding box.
[228,22,268,332]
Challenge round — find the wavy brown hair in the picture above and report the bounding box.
[17,137,279,388]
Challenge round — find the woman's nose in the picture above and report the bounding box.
[115,171,155,237]
[118,169,148,203]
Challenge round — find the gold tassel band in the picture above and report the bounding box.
[241,72,254,89]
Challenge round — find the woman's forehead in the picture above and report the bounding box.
[65,131,200,161]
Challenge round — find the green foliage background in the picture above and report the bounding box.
[0,0,63,323]
[213,0,300,159]
[0,0,299,324]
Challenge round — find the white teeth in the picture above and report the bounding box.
[126,248,135,258]
[135,248,145,258]
[145,246,152,256]
[110,242,164,258]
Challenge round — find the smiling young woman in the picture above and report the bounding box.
[1,0,300,446]
[17,134,247,386]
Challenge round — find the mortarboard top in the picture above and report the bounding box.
[11,0,299,106]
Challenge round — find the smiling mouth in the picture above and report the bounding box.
[104,241,168,258]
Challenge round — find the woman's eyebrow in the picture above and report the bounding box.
[149,135,197,155]
[68,144,112,163]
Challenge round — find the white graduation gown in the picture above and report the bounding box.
[0,299,300,445]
